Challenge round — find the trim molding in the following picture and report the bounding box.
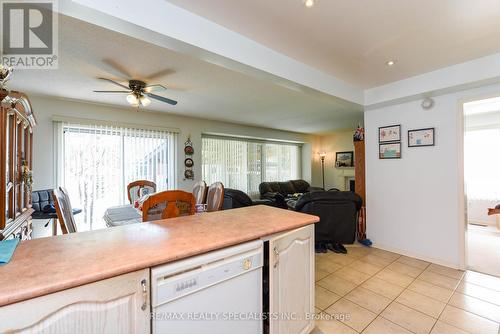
[371,243,462,270]
[51,115,180,133]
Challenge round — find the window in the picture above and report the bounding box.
[202,136,301,197]
[465,128,500,201]
[58,122,177,231]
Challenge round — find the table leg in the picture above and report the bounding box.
[52,218,58,236]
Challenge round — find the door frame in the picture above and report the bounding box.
[457,91,500,270]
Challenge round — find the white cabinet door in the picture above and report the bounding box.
[0,269,150,334]
[269,225,315,334]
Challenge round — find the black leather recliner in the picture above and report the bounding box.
[294,191,362,244]
[222,189,276,210]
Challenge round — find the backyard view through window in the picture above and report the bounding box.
[202,136,301,198]
[60,123,177,231]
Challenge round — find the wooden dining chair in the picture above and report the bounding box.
[141,190,196,222]
[53,187,78,234]
[192,181,208,205]
[127,180,157,204]
[206,182,225,212]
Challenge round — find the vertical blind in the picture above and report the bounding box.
[59,122,177,231]
[202,136,301,198]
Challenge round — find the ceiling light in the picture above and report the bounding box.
[140,95,151,107]
[303,0,314,8]
[126,93,139,106]
[386,60,396,66]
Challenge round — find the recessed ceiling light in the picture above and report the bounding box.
[386,60,396,66]
[303,0,314,8]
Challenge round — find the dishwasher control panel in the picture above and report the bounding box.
[152,242,263,307]
[175,278,198,292]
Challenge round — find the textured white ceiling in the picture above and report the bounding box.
[166,0,500,88]
[10,16,362,134]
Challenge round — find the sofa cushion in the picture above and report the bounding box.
[290,179,310,193]
[259,182,281,196]
[278,181,295,195]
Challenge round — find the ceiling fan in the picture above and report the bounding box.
[93,78,178,107]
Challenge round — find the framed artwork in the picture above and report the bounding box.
[379,142,401,159]
[408,128,435,147]
[379,125,401,143]
[335,151,354,167]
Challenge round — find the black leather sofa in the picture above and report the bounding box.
[259,179,323,208]
[294,191,362,244]
[222,189,276,210]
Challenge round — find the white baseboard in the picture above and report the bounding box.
[371,242,462,270]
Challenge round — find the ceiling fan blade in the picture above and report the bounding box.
[144,84,167,93]
[146,93,177,105]
[93,90,130,93]
[145,69,175,81]
[98,77,130,90]
[102,59,133,79]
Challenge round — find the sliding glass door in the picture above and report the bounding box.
[202,136,301,198]
[59,122,177,231]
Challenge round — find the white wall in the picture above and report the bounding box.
[31,95,315,192]
[365,82,500,268]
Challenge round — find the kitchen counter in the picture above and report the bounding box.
[0,205,318,307]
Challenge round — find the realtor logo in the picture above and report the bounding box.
[1,0,58,69]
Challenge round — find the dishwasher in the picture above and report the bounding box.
[151,240,263,334]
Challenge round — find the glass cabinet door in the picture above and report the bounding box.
[6,112,15,222]
[3,112,9,224]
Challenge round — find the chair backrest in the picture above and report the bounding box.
[142,190,196,222]
[206,182,225,212]
[294,190,362,244]
[31,189,55,213]
[127,180,157,204]
[53,187,78,234]
[192,181,208,205]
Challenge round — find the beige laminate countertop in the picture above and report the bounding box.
[0,205,318,307]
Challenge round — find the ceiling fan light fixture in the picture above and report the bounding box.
[386,60,396,66]
[140,95,151,107]
[126,93,139,106]
[303,0,314,8]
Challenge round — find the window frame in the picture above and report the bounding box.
[201,134,302,197]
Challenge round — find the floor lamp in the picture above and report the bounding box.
[319,152,326,189]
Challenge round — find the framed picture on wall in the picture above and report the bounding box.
[408,128,435,147]
[335,151,354,167]
[379,125,401,143]
[379,142,402,159]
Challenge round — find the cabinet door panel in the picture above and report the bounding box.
[0,269,150,334]
[269,225,314,334]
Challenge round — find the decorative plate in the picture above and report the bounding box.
[184,145,194,155]
[184,169,194,179]
[184,158,194,168]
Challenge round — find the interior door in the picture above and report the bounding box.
[269,225,315,334]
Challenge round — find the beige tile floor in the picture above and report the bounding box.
[468,225,500,277]
[313,245,500,334]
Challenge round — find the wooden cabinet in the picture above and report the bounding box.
[1,90,36,240]
[0,269,150,334]
[354,140,365,205]
[268,225,315,334]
